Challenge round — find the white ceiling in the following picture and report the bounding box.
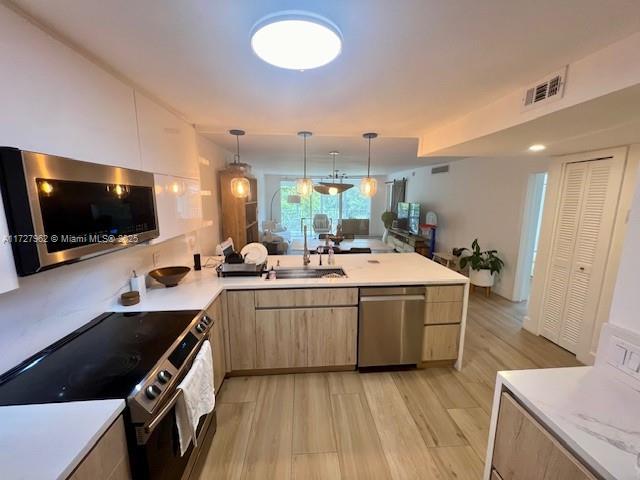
[10,0,640,169]
[430,84,640,158]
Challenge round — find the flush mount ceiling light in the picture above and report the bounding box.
[251,11,342,70]
[528,144,546,152]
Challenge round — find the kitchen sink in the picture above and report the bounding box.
[270,267,347,279]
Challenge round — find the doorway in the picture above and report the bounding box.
[514,173,548,302]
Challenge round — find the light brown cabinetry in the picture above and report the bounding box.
[227,288,358,372]
[206,295,227,392]
[492,393,596,480]
[226,291,257,370]
[68,416,131,480]
[306,307,358,366]
[254,288,358,308]
[422,324,460,361]
[255,309,307,369]
[422,285,464,363]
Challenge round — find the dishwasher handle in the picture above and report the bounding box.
[360,295,425,302]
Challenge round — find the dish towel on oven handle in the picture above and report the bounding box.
[175,339,215,456]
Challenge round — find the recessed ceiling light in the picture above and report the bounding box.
[528,144,546,152]
[251,11,342,71]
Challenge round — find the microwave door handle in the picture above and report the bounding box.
[145,389,183,434]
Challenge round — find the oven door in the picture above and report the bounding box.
[130,338,215,480]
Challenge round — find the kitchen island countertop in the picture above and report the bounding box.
[111,252,468,313]
[0,399,125,480]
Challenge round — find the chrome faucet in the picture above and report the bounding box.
[303,225,311,266]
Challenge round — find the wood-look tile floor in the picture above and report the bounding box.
[195,293,582,480]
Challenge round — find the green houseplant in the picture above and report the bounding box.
[381,211,397,242]
[458,239,504,287]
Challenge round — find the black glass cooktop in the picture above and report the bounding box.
[0,310,198,405]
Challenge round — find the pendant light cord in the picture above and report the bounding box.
[235,134,240,164]
[367,136,371,177]
[303,134,307,179]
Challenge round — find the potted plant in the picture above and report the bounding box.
[458,239,504,287]
[381,211,396,242]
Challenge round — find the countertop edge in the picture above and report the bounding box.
[58,399,127,480]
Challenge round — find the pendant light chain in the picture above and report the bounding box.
[303,133,307,179]
[235,134,240,164]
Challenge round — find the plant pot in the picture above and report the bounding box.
[469,268,495,287]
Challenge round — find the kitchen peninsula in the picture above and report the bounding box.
[112,252,470,372]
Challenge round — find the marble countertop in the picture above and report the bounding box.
[497,366,640,480]
[0,399,125,480]
[111,252,468,312]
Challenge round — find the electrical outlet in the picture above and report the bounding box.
[152,251,160,267]
[608,336,640,379]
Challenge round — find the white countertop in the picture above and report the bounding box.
[497,366,640,480]
[0,399,125,480]
[111,252,468,312]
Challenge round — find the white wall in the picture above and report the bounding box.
[609,145,640,335]
[197,135,230,255]
[0,4,226,373]
[390,156,550,300]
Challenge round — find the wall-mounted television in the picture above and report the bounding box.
[396,202,420,235]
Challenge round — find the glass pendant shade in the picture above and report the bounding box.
[360,177,378,197]
[328,186,339,195]
[296,177,314,197]
[231,176,251,198]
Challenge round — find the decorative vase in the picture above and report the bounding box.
[382,228,389,243]
[469,268,495,287]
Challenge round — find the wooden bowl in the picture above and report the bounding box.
[148,266,191,287]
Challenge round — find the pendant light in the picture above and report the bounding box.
[315,151,353,195]
[229,129,251,199]
[361,132,378,197]
[296,131,314,197]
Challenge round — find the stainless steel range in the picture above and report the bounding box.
[0,310,216,480]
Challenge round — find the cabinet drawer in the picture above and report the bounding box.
[425,301,463,325]
[425,285,464,302]
[255,288,358,308]
[493,393,596,480]
[421,324,460,361]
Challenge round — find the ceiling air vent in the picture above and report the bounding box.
[522,66,567,111]
[431,165,449,174]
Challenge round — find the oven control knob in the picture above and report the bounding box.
[196,323,206,333]
[201,316,210,325]
[145,384,161,400]
[157,370,172,384]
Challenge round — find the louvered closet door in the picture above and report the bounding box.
[541,157,624,353]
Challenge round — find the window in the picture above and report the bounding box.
[280,179,371,235]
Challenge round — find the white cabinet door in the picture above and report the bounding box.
[541,157,624,353]
[151,174,202,244]
[0,6,140,169]
[135,92,199,179]
[0,189,18,294]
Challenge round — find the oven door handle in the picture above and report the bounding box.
[145,389,183,434]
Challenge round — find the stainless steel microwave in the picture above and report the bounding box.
[0,147,159,275]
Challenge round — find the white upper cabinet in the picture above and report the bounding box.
[0,5,140,169]
[135,92,199,179]
[151,174,202,244]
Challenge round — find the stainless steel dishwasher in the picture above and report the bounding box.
[358,286,426,367]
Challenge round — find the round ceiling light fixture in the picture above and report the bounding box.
[251,11,342,71]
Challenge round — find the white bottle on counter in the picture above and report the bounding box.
[130,270,146,296]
